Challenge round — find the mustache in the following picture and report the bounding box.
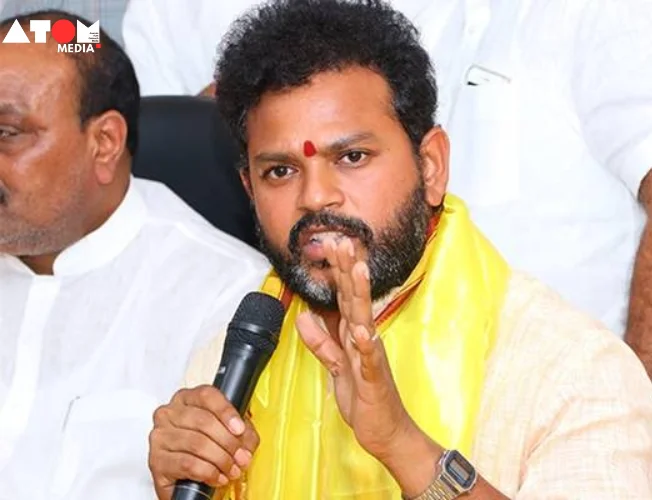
[288,211,374,257]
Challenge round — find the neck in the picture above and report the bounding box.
[19,253,59,275]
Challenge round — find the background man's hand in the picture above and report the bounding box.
[148,385,259,500]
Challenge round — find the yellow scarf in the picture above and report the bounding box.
[233,194,510,499]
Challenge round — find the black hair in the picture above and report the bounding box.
[215,0,438,164]
[0,9,140,156]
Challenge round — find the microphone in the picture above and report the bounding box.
[172,291,286,500]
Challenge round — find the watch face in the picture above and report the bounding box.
[444,450,477,490]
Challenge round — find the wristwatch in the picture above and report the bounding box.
[406,449,478,500]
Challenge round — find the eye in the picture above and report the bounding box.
[264,165,295,180]
[339,150,368,166]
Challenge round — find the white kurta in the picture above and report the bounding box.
[0,177,270,499]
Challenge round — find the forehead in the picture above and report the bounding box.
[0,41,78,116]
[246,67,399,146]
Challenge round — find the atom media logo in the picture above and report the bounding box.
[2,19,101,53]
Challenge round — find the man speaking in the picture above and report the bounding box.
[148,1,652,498]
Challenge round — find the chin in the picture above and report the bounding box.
[280,264,337,310]
[303,262,334,283]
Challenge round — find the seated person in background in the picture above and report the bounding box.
[148,1,652,499]
[0,10,268,500]
[122,0,256,96]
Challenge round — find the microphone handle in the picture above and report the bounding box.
[214,341,273,414]
[172,481,214,500]
[171,341,272,500]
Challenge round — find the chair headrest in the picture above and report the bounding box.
[133,95,257,247]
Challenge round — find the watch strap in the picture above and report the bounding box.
[403,449,476,500]
[409,475,460,500]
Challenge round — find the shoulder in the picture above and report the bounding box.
[132,178,261,252]
[131,178,270,303]
[495,271,642,374]
[478,272,652,497]
[488,270,652,424]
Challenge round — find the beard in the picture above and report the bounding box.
[0,176,87,257]
[256,180,432,310]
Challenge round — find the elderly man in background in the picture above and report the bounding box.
[0,10,268,499]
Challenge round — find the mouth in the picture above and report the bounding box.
[298,227,358,262]
[300,226,356,247]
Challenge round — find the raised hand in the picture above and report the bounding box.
[296,237,414,461]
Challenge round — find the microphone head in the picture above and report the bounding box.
[227,292,286,355]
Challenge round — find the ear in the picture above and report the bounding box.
[419,126,450,208]
[87,110,128,185]
[239,168,254,200]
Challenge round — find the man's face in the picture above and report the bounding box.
[245,67,445,309]
[0,40,95,256]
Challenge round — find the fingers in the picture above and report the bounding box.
[296,311,350,377]
[327,242,388,385]
[351,324,387,384]
[324,238,374,342]
[151,421,242,475]
[149,428,230,485]
[159,404,242,457]
[324,239,351,319]
[349,260,374,329]
[237,420,259,467]
[174,385,246,436]
[149,386,260,495]
[333,238,356,315]
[321,237,389,387]
[347,263,387,384]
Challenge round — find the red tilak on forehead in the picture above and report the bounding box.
[303,140,317,157]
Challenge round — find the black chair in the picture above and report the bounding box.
[132,96,257,248]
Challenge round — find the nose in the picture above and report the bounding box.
[297,163,345,213]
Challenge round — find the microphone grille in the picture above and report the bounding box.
[228,292,286,353]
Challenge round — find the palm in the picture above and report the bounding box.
[303,313,406,456]
[333,373,394,450]
[296,237,410,458]
[330,318,379,416]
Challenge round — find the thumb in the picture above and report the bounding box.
[296,312,349,377]
[153,481,173,500]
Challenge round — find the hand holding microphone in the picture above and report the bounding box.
[148,384,259,499]
[148,292,285,500]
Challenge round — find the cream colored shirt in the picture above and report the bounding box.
[185,272,652,498]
